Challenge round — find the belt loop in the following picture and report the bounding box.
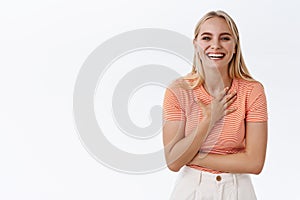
[233,174,237,186]
[233,174,238,199]
[198,170,202,186]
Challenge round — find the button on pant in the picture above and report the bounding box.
[170,166,257,200]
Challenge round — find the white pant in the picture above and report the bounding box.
[170,166,257,200]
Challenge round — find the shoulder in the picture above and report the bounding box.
[166,73,197,92]
[236,79,267,108]
[236,78,265,93]
[164,74,198,105]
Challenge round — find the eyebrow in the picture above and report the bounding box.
[200,32,232,36]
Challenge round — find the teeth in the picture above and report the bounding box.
[207,53,224,58]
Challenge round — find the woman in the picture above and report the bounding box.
[163,10,268,199]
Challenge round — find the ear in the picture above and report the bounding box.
[193,39,200,52]
[193,39,197,49]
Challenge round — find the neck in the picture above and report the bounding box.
[203,67,232,97]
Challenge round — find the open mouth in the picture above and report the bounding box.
[207,53,225,60]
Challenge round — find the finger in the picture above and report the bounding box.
[224,107,237,115]
[223,91,237,104]
[220,90,236,103]
[194,97,206,108]
[217,87,229,101]
[225,94,237,107]
[222,96,237,110]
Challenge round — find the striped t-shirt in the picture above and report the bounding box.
[163,78,268,173]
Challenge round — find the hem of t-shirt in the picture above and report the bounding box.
[187,164,224,174]
[245,118,268,122]
[163,118,186,121]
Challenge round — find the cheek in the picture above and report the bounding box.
[224,43,236,53]
[198,41,209,50]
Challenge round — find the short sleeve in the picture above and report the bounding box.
[163,87,186,121]
[246,82,268,122]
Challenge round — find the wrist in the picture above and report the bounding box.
[201,115,211,123]
[201,116,217,129]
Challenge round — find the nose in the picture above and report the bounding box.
[210,39,221,49]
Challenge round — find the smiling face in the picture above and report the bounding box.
[194,17,236,69]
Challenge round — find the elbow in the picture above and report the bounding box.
[249,161,265,175]
[250,167,263,175]
[244,151,266,175]
[165,154,183,172]
[167,163,181,172]
[166,158,183,172]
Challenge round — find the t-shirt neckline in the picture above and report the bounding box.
[200,78,237,99]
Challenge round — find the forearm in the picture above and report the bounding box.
[190,151,265,174]
[167,118,213,172]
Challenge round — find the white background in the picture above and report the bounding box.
[1,0,299,199]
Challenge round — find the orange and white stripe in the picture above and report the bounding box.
[163,78,268,173]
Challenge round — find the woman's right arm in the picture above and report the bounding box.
[163,118,211,172]
[163,87,237,172]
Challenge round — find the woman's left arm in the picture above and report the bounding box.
[189,121,268,174]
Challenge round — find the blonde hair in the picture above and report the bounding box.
[188,10,254,88]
